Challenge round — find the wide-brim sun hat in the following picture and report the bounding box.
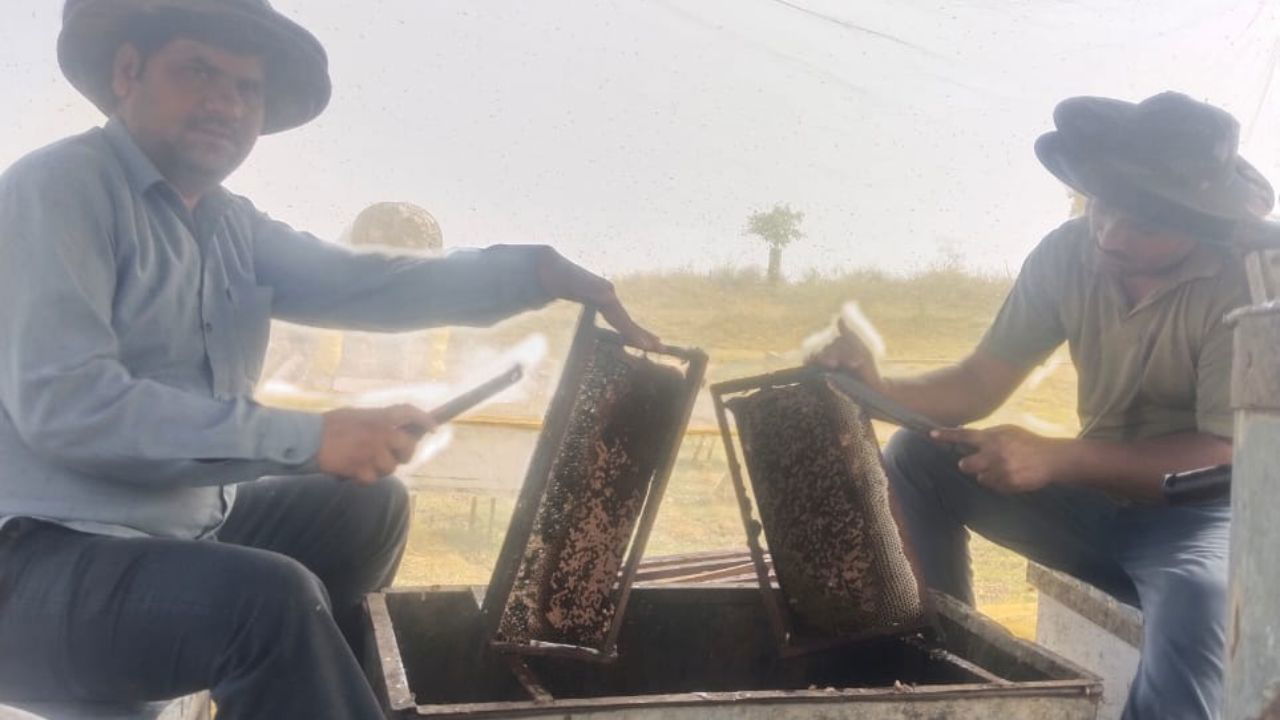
[1035,91,1274,237]
[58,0,332,134]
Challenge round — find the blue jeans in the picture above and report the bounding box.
[0,475,410,719]
[884,430,1230,720]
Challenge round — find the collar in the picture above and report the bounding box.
[1084,228,1229,316]
[103,118,167,196]
[1083,221,1226,284]
[1165,240,1227,285]
[102,118,237,222]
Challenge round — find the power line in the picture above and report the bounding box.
[1246,34,1280,143]
[761,0,942,59]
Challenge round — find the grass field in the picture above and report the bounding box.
[271,265,1076,640]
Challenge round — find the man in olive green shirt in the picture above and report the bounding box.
[813,92,1272,720]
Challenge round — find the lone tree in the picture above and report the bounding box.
[745,204,805,284]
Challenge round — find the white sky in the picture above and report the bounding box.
[3,0,1278,278]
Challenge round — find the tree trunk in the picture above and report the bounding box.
[767,246,783,284]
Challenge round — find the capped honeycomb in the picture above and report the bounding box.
[495,341,684,650]
[727,379,926,638]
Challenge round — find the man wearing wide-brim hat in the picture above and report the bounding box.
[813,91,1272,719]
[0,1,659,717]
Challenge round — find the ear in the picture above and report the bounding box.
[111,43,144,104]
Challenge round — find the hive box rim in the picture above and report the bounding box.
[365,584,1103,718]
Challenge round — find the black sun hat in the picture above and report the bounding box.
[1035,92,1274,237]
[58,0,332,134]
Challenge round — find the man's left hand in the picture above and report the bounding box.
[931,425,1071,494]
[535,248,661,351]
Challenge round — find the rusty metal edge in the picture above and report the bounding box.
[925,646,1013,686]
[1025,562,1143,649]
[479,306,599,646]
[711,380,795,651]
[367,591,417,712]
[602,346,709,655]
[503,656,553,705]
[406,679,1099,718]
[930,591,1102,687]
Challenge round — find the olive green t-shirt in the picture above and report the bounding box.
[979,218,1249,441]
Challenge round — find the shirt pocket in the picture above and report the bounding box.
[229,284,274,390]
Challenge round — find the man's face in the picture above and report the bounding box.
[112,37,267,190]
[1087,200,1200,276]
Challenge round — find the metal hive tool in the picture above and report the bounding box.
[482,308,707,662]
[712,367,933,656]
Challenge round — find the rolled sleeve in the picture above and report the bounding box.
[250,207,553,331]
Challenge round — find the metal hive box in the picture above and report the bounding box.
[480,308,707,662]
[364,585,1102,719]
[712,367,932,654]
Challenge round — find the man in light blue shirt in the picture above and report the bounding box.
[0,1,659,717]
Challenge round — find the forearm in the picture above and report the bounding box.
[881,355,1016,427]
[254,212,553,332]
[285,247,551,331]
[1054,432,1232,504]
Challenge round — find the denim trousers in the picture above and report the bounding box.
[0,475,410,720]
[884,430,1231,720]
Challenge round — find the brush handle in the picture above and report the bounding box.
[401,364,524,437]
[824,371,943,436]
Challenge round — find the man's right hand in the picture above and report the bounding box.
[806,318,885,390]
[533,247,662,352]
[315,404,436,485]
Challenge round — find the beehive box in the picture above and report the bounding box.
[364,585,1102,719]
[480,308,706,661]
[712,367,932,654]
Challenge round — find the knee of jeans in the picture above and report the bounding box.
[883,429,945,488]
[375,476,411,536]
[1142,565,1229,650]
[380,475,411,515]
[240,552,331,617]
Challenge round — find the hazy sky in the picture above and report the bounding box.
[3,1,1278,278]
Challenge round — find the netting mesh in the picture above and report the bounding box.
[496,341,683,650]
[728,378,926,638]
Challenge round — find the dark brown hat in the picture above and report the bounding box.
[1036,92,1274,236]
[58,0,332,134]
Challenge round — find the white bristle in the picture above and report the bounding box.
[840,301,886,359]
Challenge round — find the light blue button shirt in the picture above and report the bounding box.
[0,120,550,539]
